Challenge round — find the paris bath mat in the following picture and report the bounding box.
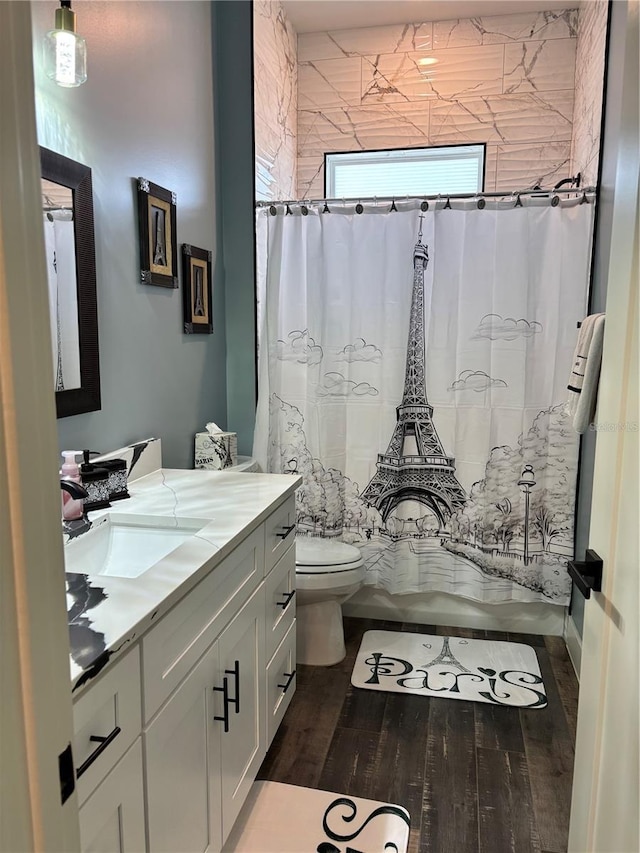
[351,630,547,709]
[223,781,410,853]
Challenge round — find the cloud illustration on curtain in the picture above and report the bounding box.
[472,314,543,341]
[335,338,383,363]
[317,372,379,397]
[275,330,323,365]
[449,370,508,392]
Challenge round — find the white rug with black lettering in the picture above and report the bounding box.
[223,781,410,853]
[351,630,547,709]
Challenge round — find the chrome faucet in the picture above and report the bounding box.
[60,479,91,537]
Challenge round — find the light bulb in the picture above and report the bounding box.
[43,2,87,88]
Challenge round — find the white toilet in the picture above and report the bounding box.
[295,537,365,666]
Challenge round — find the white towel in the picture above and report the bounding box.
[567,313,606,433]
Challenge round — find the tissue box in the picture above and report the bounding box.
[194,431,237,470]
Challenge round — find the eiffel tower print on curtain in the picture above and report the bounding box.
[361,217,466,528]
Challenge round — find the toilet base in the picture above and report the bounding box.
[296,600,346,666]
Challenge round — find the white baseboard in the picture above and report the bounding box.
[563,610,582,679]
[343,587,565,636]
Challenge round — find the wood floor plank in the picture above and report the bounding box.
[421,698,478,853]
[369,692,431,826]
[338,683,388,733]
[435,624,475,639]
[544,636,579,739]
[520,647,575,853]
[400,622,438,635]
[318,725,380,796]
[257,666,350,788]
[508,632,546,648]
[474,701,526,753]
[477,747,541,853]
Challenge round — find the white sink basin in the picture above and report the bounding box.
[64,513,207,579]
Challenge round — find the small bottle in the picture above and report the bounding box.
[60,450,83,521]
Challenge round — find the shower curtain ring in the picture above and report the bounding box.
[356,199,364,214]
[323,201,330,213]
[421,199,429,211]
[444,196,451,209]
[285,203,292,215]
[390,198,397,211]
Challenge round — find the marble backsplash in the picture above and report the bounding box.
[297,9,580,198]
[254,0,297,200]
[570,0,608,187]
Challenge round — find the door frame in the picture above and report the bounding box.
[568,1,639,849]
[0,4,80,851]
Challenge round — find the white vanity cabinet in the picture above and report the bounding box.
[71,492,297,853]
[77,740,146,853]
[145,586,265,853]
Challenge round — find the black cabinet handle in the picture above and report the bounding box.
[568,549,603,599]
[76,726,121,778]
[275,524,296,539]
[276,590,296,610]
[225,660,240,715]
[277,670,296,693]
[213,677,230,732]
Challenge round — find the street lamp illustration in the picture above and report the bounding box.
[518,464,536,565]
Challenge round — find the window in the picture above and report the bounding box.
[324,145,485,199]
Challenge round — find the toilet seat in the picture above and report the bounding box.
[295,537,364,574]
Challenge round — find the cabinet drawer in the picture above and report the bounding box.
[264,544,296,662]
[266,620,296,744]
[78,739,146,853]
[142,525,264,721]
[264,495,296,573]
[73,647,141,807]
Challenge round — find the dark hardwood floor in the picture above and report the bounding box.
[258,617,579,853]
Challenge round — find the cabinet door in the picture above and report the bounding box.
[264,544,296,662]
[266,619,297,745]
[145,641,222,853]
[78,740,145,853]
[216,585,266,845]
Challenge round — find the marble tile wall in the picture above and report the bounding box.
[570,0,608,187]
[253,1,297,200]
[296,9,579,198]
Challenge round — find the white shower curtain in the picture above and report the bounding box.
[254,197,594,605]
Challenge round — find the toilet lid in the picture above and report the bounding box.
[295,537,363,573]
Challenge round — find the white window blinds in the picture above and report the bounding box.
[325,145,485,198]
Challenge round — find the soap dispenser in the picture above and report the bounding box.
[60,451,84,521]
[80,450,111,511]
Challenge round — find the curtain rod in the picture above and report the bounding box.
[256,187,597,208]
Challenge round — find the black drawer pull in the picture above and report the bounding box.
[568,549,603,599]
[213,677,230,732]
[275,524,296,539]
[225,660,240,715]
[277,670,296,693]
[76,726,121,778]
[276,590,296,609]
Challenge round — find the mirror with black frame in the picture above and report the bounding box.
[40,146,101,418]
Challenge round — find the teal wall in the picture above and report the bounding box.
[212,0,258,456]
[32,1,227,469]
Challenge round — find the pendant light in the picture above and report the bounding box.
[44,0,87,88]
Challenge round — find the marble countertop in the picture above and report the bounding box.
[66,468,300,694]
